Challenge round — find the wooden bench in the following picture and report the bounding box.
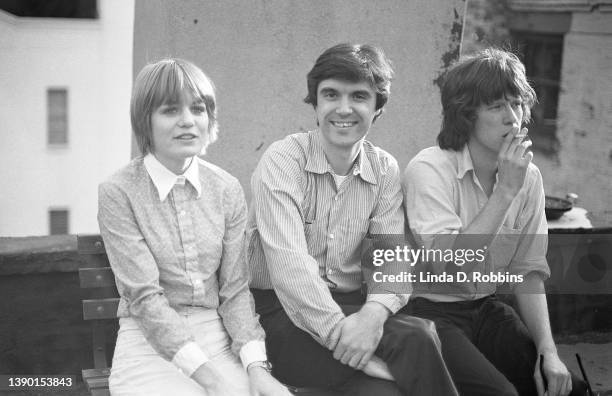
[78,234,119,396]
[77,234,340,396]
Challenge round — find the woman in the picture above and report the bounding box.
[98,58,291,396]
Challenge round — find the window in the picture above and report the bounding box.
[48,88,68,145]
[511,31,565,155]
[49,209,69,235]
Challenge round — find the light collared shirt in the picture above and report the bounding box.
[402,145,550,301]
[144,154,202,200]
[247,130,408,347]
[98,154,266,376]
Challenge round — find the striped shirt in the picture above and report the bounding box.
[98,154,265,376]
[247,130,408,347]
[402,145,550,301]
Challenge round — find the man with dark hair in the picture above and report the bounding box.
[247,43,458,395]
[402,48,587,396]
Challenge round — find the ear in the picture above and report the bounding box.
[313,104,320,126]
[372,108,383,123]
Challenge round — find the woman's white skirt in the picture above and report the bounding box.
[109,308,250,396]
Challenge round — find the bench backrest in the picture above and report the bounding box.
[77,234,119,369]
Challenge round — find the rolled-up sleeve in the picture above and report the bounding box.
[252,148,345,347]
[366,155,410,312]
[98,182,208,374]
[508,167,550,281]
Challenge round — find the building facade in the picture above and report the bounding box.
[0,0,134,236]
[463,0,612,224]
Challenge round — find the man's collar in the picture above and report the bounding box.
[305,130,377,185]
[352,147,377,184]
[456,144,475,179]
[143,153,202,201]
[304,131,328,174]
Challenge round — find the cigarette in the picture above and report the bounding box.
[516,131,529,139]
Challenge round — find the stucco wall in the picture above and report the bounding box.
[133,0,466,202]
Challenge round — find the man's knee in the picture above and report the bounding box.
[378,314,444,364]
[386,314,441,348]
[261,310,355,388]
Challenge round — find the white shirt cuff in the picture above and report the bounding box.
[239,340,267,370]
[172,341,210,377]
[367,293,407,314]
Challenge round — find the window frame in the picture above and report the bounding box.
[47,87,69,147]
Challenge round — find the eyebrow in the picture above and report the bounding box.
[488,97,519,105]
[319,87,338,94]
[318,87,372,97]
[353,90,372,97]
[160,97,206,107]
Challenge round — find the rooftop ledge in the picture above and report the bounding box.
[509,0,612,12]
[0,235,79,275]
[1,229,611,276]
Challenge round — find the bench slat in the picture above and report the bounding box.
[82,368,110,395]
[87,377,110,389]
[80,253,111,269]
[82,368,111,378]
[78,235,107,254]
[83,298,120,320]
[91,389,111,396]
[80,267,116,288]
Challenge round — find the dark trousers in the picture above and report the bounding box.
[252,289,458,396]
[401,296,588,396]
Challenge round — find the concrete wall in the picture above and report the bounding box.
[0,0,134,236]
[133,0,466,202]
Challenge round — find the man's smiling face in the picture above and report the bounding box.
[315,78,379,152]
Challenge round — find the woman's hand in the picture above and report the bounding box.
[248,367,293,396]
[192,361,244,396]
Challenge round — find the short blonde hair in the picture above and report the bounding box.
[131,58,218,155]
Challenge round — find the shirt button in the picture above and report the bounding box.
[327,269,333,275]
[179,210,186,216]
[334,196,338,201]
[329,233,334,239]
[194,279,202,286]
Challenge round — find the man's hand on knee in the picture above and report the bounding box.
[328,302,389,370]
